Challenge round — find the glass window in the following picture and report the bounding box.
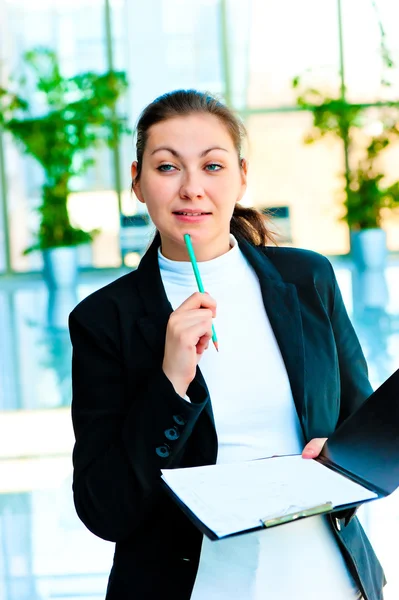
[2,0,398,274]
[246,0,340,108]
[246,109,399,254]
[2,0,123,271]
[0,139,7,273]
[245,112,349,255]
[342,0,399,103]
[161,0,223,92]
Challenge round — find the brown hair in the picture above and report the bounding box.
[133,89,276,246]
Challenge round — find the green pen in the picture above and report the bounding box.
[184,233,219,352]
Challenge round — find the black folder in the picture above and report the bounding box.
[317,367,399,498]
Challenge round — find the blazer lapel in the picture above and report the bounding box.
[135,237,173,359]
[135,235,216,428]
[238,239,306,435]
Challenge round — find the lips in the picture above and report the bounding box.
[172,211,212,223]
[173,211,211,216]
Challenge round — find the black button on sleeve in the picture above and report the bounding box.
[173,414,186,426]
[155,444,171,458]
[164,427,180,441]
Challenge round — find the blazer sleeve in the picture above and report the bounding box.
[323,258,373,526]
[325,259,373,428]
[69,304,209,543]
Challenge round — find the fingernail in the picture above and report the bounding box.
[303,449,315,457]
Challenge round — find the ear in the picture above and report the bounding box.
[238,158,248,201]
[240,157,248,179]
[131,161,145,204]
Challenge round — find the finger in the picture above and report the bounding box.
[169,310,214,335]
[181,322,212,349]
[172,309,214,324]
[302,437,328,459]
[176,292,217,317]
[196,332,212,355]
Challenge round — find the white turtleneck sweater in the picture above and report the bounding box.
[158,236,361,600]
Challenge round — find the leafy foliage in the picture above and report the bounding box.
[293,76,399,231]
[0,47,130,251]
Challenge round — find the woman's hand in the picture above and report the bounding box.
[162,292,217,398]
[302,437,328,459]
[271,438,328,460]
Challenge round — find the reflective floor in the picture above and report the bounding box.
[0,259,398,599]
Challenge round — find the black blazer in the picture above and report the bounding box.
[69,235,386,600]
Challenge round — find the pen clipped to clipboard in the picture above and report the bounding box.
[260,501,334,529]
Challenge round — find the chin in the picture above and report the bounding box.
[180,230,214,245]
[168,227,210,243]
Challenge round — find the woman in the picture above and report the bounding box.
[69,90,386,599]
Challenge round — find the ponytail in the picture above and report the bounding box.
[230,204,277,246]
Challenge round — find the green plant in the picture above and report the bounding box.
[0,47,130,252]
[346,119,399,229]
[293,76,399,231]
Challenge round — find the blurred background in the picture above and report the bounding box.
[0,0,398,598]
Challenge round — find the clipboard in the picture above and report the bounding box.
[161,368,399,540]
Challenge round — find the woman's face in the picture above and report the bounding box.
[131,113,247,261]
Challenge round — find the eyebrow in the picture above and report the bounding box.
[150,146,229,158]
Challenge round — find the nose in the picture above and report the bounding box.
[179,170,205,200]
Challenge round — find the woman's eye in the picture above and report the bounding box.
[205,163,223,172]
[157,164,176,172]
